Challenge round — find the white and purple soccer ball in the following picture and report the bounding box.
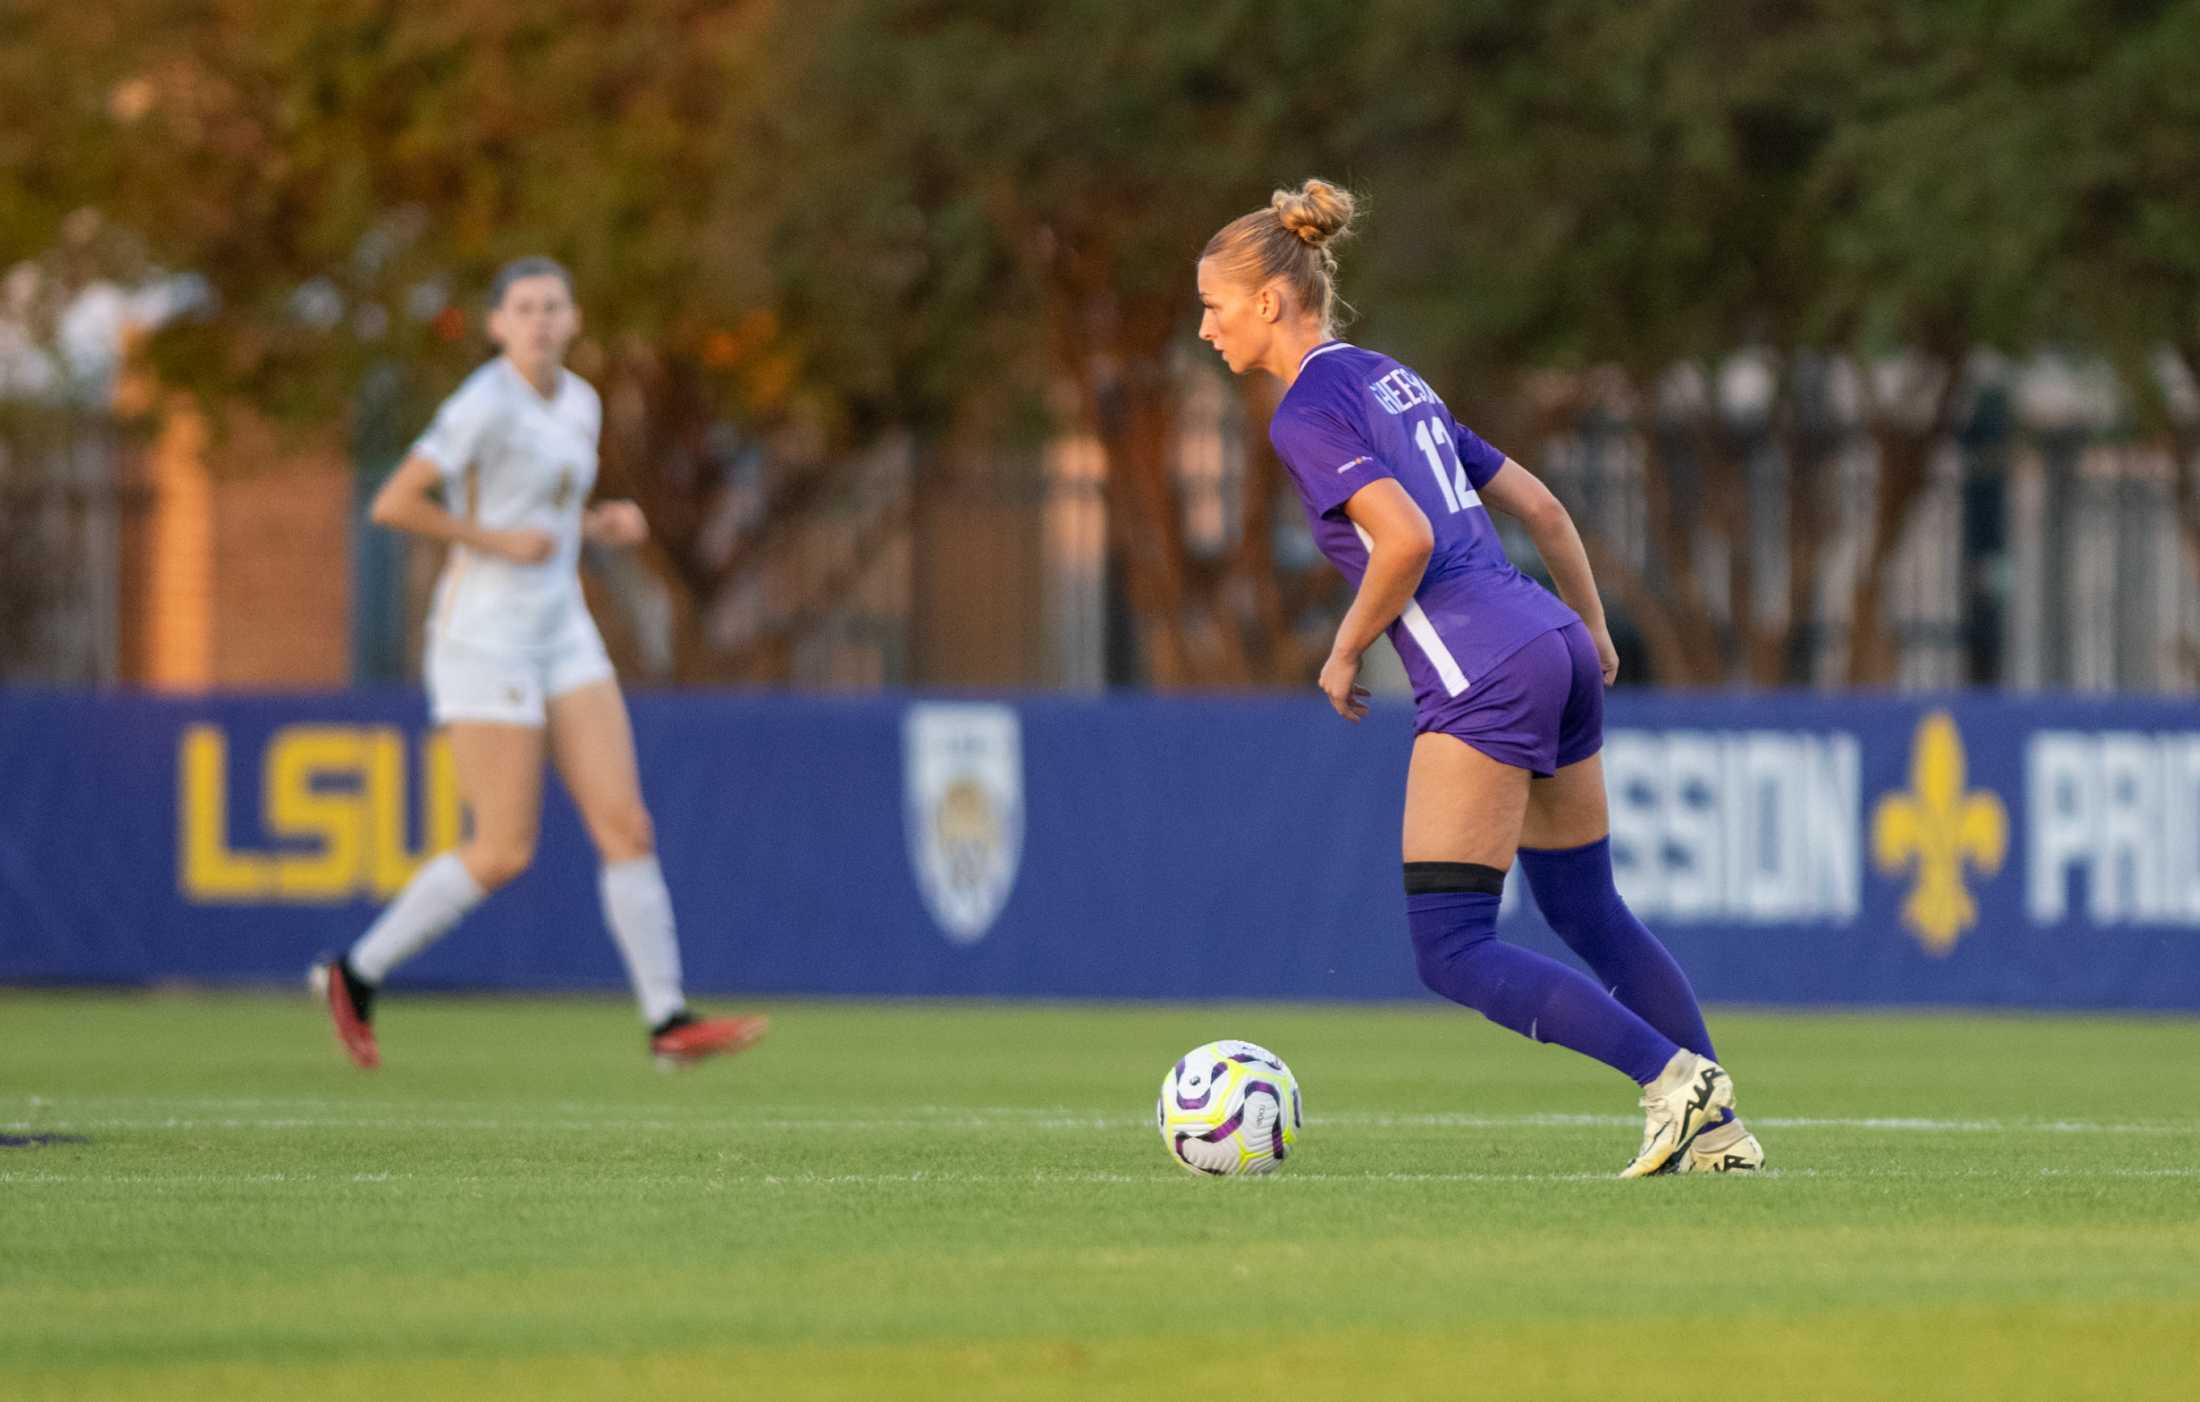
[1156,1039,1302,1176]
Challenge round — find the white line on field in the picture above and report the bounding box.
[11,1093,2200,1136]
[6,1109,2200,1136]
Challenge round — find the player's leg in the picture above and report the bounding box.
[544,676,676,1022]
[1519,624,1757,1173]
[1521,754,1718,1062]
[316,719,543,1068]
[1401,730,1681,1090]
[362,720,542,958]
[362,718,543,965]
[545,675,766,1066]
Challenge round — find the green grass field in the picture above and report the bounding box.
[4,992,2197,1401]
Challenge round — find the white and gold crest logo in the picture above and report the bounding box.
[903,703,1024,945]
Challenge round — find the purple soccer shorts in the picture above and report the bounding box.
[1418,620,1604,777]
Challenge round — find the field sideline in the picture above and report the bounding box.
[4,992,2197,1400]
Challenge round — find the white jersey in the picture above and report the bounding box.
[410,357,602,651]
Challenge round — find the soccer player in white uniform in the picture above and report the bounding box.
[311,258,766,1070]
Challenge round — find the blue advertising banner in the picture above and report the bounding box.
[2,689,2197,1008]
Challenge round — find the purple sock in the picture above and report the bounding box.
[1407,884,1677,1085]
[1519,837,1718,1062]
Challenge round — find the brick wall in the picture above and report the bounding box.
[134,399,351,689]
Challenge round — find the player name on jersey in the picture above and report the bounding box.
[1366,366,1440,416]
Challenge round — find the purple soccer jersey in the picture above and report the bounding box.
[1267,341,1578,717]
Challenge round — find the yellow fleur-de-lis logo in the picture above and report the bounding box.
[1871,712,2008,956]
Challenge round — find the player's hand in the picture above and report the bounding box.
[1319,649,1371,722]
[583,500,649,548]
[1591,625,1620,686]
[481,528,556,564]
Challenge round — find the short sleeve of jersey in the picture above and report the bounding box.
[1269,402,1394,519]
[566,374,603,435]
[1453,419,1508,491]
[410,375,502,489]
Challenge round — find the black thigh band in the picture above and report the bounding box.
[1403,861,1507,896]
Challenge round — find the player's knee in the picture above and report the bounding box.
[1404,862,1505,995]
[590,804,654,863]
[1412,937,1468,997]
[1530,885,1587,937]
[464,838,536,891]
[1518,841,1619,933]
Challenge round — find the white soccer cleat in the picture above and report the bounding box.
[1619,1050,1733,1179]
[1675,1117,1765,1174]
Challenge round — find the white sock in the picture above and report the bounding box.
[349,852,487,984]
[601,854,686,1027]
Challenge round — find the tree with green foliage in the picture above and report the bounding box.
[8,0,2200,687]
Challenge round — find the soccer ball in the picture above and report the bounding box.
[1156,1039,1302,1176]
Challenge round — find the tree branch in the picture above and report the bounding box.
[1845,348,1964,686]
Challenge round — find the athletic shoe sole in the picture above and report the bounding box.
[309,960,380,1071]
[1677,1121,1765,1174]
[651,1015,769,1072]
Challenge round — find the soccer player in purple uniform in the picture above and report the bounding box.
[1198,180,1762,1176]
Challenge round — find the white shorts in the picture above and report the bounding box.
[425,618,616,728]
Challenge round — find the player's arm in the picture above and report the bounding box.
[572,384,646,549]
[1322,478,1435,721]
[581,499,649,548]
[368,454,552,564]
[1477,458,1618,684]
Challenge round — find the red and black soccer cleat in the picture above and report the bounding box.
[649,1012,769,1070]
[310,956,380,1070]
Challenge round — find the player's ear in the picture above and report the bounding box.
[1257,285,1281,324]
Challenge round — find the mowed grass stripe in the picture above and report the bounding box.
[7,1304,2200,1402]
[6,1165,2200,1188]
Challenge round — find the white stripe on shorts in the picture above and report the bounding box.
[1401,601,1470,696]
[1355,524,1469,696]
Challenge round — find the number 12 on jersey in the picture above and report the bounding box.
[1414,417,1479,515]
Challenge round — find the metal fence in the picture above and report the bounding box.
[1530,353,2200,693]
[13,354,2198,696]
[0,405,139,687]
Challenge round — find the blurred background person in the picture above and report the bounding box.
[312,257,767,1071]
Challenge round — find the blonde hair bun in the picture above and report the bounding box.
[1270,179,1357,249]
[1200,178,1360,334]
